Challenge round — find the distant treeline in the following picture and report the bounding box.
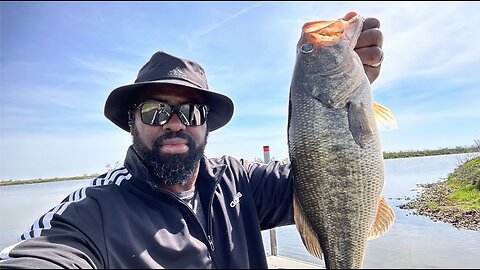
[2,145,479,186]
[0,174,99,186]
[258,144,480,164]
[383,146,479,159]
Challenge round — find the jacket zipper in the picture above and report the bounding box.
[146,163,225,267]
[207,235,215,251]
[150,182,219,265]
[206,181,218,252]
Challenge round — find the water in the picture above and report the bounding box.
[0,179,92,247]
[1,154,479,268]
[262,153,480,268]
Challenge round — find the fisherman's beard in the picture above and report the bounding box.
[132,126,208,186]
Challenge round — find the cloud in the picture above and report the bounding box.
[194,2,264,37]
[0,131,131,181]
[70,55,139,85]
[2,2,479,181]
[0,79,107,133]
[368,3,480,89]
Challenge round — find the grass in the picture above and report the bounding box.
[447,187,480,210]
[383,145,479,159]
[446,157,480,210]
[262,146,479,164]
[399,156,480,230]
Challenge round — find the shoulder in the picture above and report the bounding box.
[204,155,261,174]
[55,166,133,210]
[203,155,276,184]
[89,166,132,187]
[60,167,131,208]
[205,154,270,167]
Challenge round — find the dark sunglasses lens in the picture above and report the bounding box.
[179,104,208,126]
[139,101,208,126]
[140,101,172,126]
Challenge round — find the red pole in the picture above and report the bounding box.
[263,145,271,163]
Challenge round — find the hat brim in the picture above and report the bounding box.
[104,79,234,132]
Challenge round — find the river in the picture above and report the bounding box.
[262,153,480,268]
[1,153,479,268]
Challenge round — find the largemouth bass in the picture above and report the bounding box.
[288,13,396,269]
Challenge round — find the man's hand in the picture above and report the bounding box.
[344,12,384,84]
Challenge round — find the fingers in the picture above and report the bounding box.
[342,11,358,21]
[362,17,380,31]
[363,65,381,84]
[343,13,383,84]
[342,13,379,30]
[355,17,384,84]
[356,46,383,84]
[355,47,383,67]
[356,28,383,49]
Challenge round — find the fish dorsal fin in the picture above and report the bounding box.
[373,102,398,130]
[368,196,395,240]
[293,193,323,259]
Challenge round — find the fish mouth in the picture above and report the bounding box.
[297,14,363,76]
[300,14,362,47]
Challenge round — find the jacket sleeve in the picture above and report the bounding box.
[240,159,295,230]
[0,187,106,269]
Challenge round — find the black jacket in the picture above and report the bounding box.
[0,146,294,268]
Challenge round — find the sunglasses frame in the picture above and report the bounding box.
[130,99,209,127]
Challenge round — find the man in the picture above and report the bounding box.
[0,13,384,269]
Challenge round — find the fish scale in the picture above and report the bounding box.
[288,14,395,269]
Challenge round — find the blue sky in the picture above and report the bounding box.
[1,2,479,181]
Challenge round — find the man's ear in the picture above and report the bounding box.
[128,110,135,134]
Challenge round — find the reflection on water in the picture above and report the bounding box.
[1,154,479,268]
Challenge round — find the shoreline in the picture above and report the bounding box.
[383,147,478,159]
[0,174,99,187]
[399,182,480,231]
[2,151,478,187]
[399,156,480,231]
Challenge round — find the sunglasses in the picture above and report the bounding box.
[132,100,209,127]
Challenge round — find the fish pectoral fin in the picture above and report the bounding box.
[368,196,395,240]
[348,101,373,148]
[293,193,323,259]
[373,102,398,130]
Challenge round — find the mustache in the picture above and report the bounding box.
[152,132,196,150]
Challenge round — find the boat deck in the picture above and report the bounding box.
[267,255,324,269]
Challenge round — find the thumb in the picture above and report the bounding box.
[342,11,358,21]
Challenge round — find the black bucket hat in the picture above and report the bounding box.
[104,51,234,132]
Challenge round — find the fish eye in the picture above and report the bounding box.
[300,43,314,54]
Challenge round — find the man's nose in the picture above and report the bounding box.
[162,113,186,132]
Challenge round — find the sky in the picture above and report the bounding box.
[1,1,479,181]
